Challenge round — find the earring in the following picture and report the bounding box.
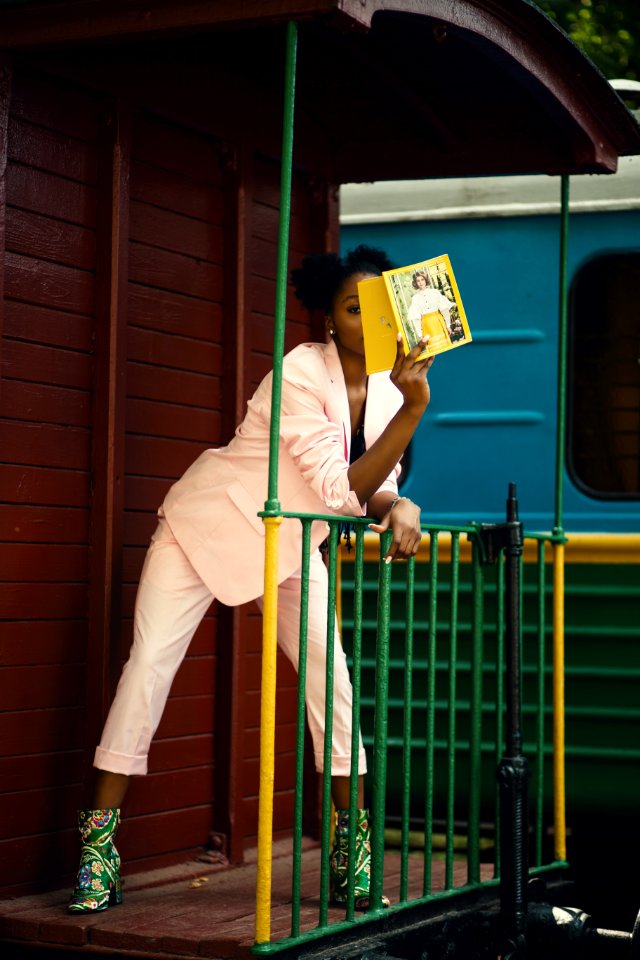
[328,325,335,335]
[326,316,335,335]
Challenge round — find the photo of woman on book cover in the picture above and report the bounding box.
[406,270,456,348]
[387,260,464,352]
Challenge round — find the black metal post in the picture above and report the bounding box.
[498,483,529,957]
[476,506,640,958]
[476,484,530,957]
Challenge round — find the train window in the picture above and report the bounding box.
[569,252,640,498]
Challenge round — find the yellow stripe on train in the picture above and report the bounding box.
[342,532,640,564]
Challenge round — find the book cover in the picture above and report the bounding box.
[358,254,471,374]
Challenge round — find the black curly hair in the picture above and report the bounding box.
[291,244,394,314]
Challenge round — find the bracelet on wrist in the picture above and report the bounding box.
[389,496,412,511]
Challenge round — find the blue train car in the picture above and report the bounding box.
[340,156,640,865]
[341,157,640,533]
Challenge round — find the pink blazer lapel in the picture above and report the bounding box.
[322,339,402,460]
[322,339,351,460]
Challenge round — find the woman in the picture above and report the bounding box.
[69,246,433,914]
[406,269,454,347]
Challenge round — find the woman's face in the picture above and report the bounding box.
[329,271,377,358]
[416,274,428,289]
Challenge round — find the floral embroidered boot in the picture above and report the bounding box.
[68,809,122,913]
[329,808,390,910]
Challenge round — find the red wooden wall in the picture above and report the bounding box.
[1,68,100,896]
[0,48,333,897]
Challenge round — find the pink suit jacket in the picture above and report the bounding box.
[162,339,404,606]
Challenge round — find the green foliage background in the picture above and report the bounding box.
[536,0,639,80]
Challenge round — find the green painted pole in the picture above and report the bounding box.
[318,521,339,928]
[468,541,484,886]
[346,525,366,921]
[423,531,438,896]
[554,175,570,536]
[370,531,393,910]
[445,533,459,890]
[291,519,311,936]
[535,540,546,867]
[265,21,297,515]
[400,556,415,902]
[494,554,505,881]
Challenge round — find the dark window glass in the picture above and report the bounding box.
[569,252,640,498]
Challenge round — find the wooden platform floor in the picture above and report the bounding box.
[0,838,493,959]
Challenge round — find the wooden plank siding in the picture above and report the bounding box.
[116,113,227,871]
[0,66,100,895]
[0,53,331,897]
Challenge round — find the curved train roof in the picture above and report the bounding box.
[340,155,640,223]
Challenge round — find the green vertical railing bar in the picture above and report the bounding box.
[265,21,297,514]
[445,533,460,890]
[468,539,484,885]
[554,174,570,535]
[290,519,312,937]
[318,521,339,928]
[400,556,416,902]
[535,540,546,866]
[370,531,393,910]
[423,532,438,896]
[493,554,505,880]
[346,526,366,921]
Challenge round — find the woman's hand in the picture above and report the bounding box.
[390,334,435,412]
[368,497,422,563]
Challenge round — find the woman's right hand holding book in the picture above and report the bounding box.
[390,334,433,412]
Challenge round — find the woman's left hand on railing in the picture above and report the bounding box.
[368,496,422,563]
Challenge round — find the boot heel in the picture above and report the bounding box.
[328,876,343,906]
[111,845,122,905]
[110,877,123,906]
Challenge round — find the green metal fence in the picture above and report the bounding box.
[253,514,567,954]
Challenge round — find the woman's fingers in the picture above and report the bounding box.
[391,334,434,374]
[402,338,432,375]
[409,335,430,359]
[390,334,407,379]
[378,534,423,563]
[391,335,430,387]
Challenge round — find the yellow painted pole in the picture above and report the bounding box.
[254,21,297,945]
[255,515,283,944]
[552,175,569,864]
[552,541,566,861]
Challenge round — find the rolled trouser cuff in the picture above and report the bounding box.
[94,746,148,776]
[314,746,367,777]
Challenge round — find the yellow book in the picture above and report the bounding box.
[358,253,472,375]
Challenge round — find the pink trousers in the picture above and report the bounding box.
[94,519,366,777]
